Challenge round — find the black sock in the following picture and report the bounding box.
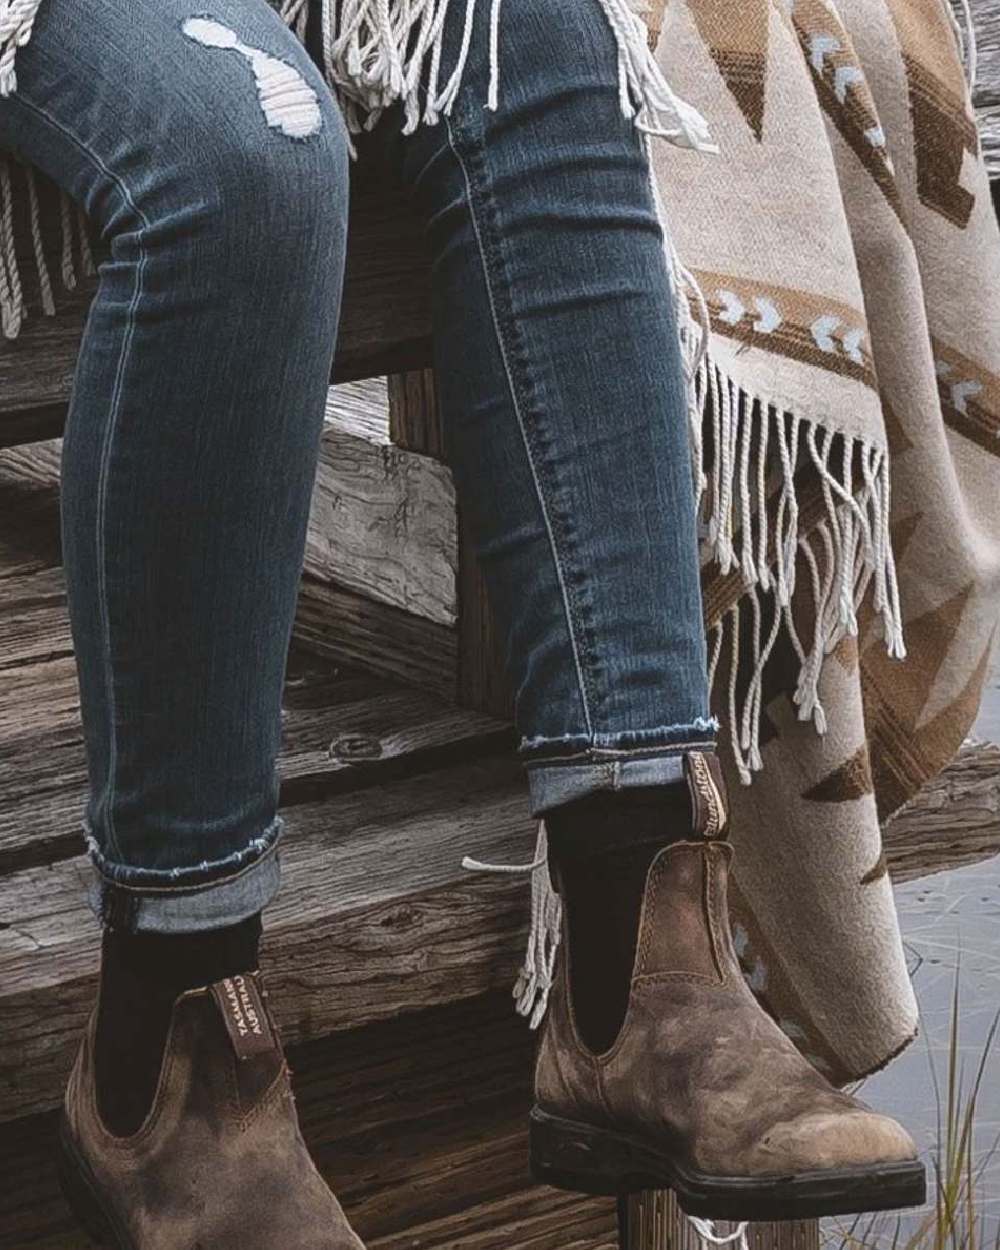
[545,784,692,1054]
[94,913,262,1136]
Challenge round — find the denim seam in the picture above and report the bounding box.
[86,815,283,893]
[443,112,597,737]
[15,95,151,864]
[519,721,718,751]
[523,741,715,768]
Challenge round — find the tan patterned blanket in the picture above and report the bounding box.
[647,0,1000,1081]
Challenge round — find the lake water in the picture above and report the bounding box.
[823,666,1000,1247]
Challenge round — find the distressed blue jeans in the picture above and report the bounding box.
[1,0,713,932]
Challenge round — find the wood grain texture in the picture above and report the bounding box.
[0,643,510,874]
[2,739,998,1124]
[883,738,1000,881]
[623,1192,818,1250]
[309,382,458,626]
[293,572,459,699]
[0,409,463,700]
[972,0,1000,174]
[0,991,617,1250]
[384,371,515,717]
[388,369,447,460]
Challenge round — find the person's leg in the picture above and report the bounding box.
[397,30,714,812]
[393,0,715,1060]
[1,2,362,1243]
[4,1,347,931]
[389,0,924,1219]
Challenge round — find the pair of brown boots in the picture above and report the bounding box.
[59,753,923,1248]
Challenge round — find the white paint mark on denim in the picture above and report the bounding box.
[182,17,322,139]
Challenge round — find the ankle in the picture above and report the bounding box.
[94,914,262,1136]
[544,784,692,872]
[544,785,690,1055]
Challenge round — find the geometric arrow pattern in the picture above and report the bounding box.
[789,0,903,222]
[695,268,876,387]
[933,339,1000,455]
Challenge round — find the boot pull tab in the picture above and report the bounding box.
[684,751,727,839]
[210,973,278,1060]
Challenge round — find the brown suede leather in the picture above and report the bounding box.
[62,973,364,1249]
[535,837,918,1179]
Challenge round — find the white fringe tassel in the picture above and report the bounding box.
[317,0,717,147]
[688,1217,750,1250]
[462,822,562,1029]
[0,153,99,340]
[689,346,906,786]
[0,0,44,98]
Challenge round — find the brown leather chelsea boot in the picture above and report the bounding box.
[530,751,926,1222]
[59,972,365,1249]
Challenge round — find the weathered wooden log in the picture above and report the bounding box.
[0,387,465,699]
[309,381,457,627]
[387,369,514,718]
[620,1192,819,1250]
[883,738,1000,881]
[972,0,1000,175]
[293,573,459,700]
[0,752,538,1123]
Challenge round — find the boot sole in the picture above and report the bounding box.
[57,1115,131,1249]
[529,1106,927,1221]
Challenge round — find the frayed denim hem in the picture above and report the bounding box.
[83,815,284,933]
[518,719,718,763]
[82,813,283,888]
[520,723,719,817]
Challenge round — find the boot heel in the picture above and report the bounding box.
[57,1121,120,1248]
[529,1106,665,1197]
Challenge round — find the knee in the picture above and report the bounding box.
[117,31,351,286]
[183,99,350,274]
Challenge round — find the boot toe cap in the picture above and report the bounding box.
[757,1108,918,1174]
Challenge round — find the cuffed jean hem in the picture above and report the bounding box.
[83,818,284,933]
[522,722,719,816]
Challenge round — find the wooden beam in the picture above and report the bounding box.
[386,369,515,718]
[882,738,1000,881]
[388,368,446,460]
[621,1191,819,1250]
[973,0,999,176]
[310,382,458,627]
[0,753,538,1123]
[293,573,458,700]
